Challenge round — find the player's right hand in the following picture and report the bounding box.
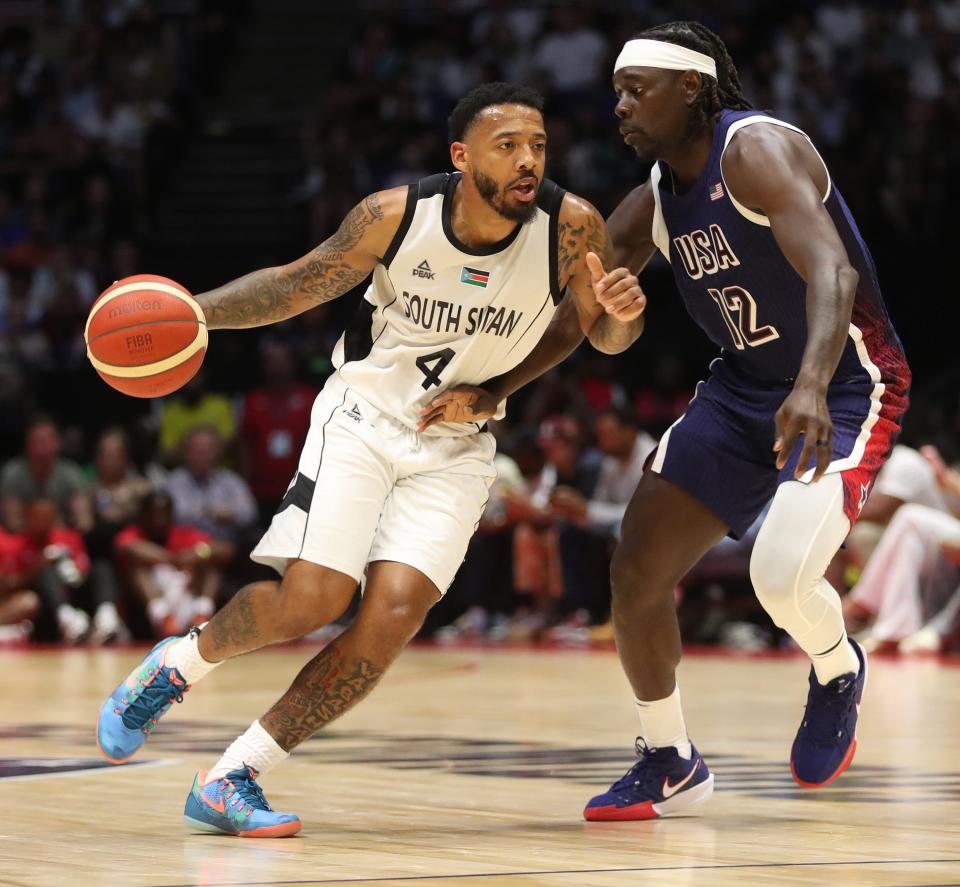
[418,385,499,431]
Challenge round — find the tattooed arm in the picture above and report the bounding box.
[197,188,408,329]
[559,194,646,355]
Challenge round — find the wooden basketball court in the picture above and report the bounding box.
[2,644,958,886]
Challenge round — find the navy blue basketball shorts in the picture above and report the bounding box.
[648,365,909,538]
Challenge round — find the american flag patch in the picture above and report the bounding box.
[460,266,490,288]
[709,182,724,201]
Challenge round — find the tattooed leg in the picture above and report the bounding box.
[197,560,358,662]
[260,562,439,752]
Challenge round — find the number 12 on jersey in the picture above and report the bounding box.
[416,348,456,389]
[708,285,780,350]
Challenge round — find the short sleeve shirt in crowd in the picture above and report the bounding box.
[240,384,317,501]
[7,527,90,576]
[159,394,236,455]
[0,458,87,511]
[873,445,948,512]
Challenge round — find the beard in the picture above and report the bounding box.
[473,168,539,224]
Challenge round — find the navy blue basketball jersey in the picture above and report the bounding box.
[651,109,909,388]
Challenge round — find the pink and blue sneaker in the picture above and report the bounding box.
[184,766,301,837]
[96,635,190,763]
[791,638,867,787]
[583,740,714,821]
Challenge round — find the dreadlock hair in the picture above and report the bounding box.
[635,22,753,133]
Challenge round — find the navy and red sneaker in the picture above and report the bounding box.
[790,638,867,788]
[583,740,714,821]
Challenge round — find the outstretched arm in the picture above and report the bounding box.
[198,188,407,329]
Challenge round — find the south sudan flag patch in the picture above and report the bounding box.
[460,266,490,288]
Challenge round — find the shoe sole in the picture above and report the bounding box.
[791,639,868,789]
[183,815,302,838]
[584,773,715,821]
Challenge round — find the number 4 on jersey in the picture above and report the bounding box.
[416,348,456,389]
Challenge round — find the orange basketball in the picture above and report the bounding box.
[84,274,208,398]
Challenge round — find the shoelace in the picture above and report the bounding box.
[120,669,185,731]
[802,678,856,747]
[610,738,672,793]
[224,772,273,813]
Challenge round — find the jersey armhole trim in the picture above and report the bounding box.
[542,180,567,305]
[381,183,419,269]
[649,165,671,260]
[720,115,833,228]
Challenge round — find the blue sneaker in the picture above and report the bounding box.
[184,766,301,838]
[584,740,714,821]
[791,638,867,788]
[96,635,190,763]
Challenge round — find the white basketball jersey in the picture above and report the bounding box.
[331,172,566,436]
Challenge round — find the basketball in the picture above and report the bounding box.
[84,274,208,398]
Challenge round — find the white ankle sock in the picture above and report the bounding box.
[165,625,221,684]
[206,720,289,783]
[636,684,692,759]
[812,633,860,685]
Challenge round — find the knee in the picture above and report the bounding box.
[360,586,434,645]
[609,545,661,615]
[275,573,353,636]
[750,534,806,610]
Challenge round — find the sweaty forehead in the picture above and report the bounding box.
[468,104,545,138]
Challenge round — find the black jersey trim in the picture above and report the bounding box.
[537,179,566,305]
[441,172,523,256]
[417,172,449,199]
[276,471,315,514]
[342,298,377,364]
[381,183,419,269]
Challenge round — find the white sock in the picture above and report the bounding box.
[165,624,222,684]
[636,684,692,759]
[206,720,289,783]
[811,633,860,685]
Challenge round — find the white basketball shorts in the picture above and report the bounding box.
[250,376,496,595]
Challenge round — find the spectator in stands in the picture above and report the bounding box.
[834,443,949,596]
[0,414,87,532]
[116,490,226,638]
[167,424,257,556]
[158,369,235,460]
[546,407,656,637]
[845,446,960,650]
[532,6,606,95]
[239,340,317,521]
[78,427,149,643]
[0,524,40,645]
[6,498,92,643]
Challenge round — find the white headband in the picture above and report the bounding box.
[614,39,717,79]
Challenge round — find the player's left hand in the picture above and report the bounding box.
[774,383,833,482]
[418,384,499,431]
[586,252,646,322]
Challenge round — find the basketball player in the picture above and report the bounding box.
[422,24,911,821]
[95,82,646,837]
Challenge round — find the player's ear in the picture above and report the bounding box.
[681,70,702,107]
[450,141,468,172]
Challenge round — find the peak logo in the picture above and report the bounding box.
[412,260,435,280]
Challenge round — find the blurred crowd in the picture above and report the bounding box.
[1,1,959,652]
